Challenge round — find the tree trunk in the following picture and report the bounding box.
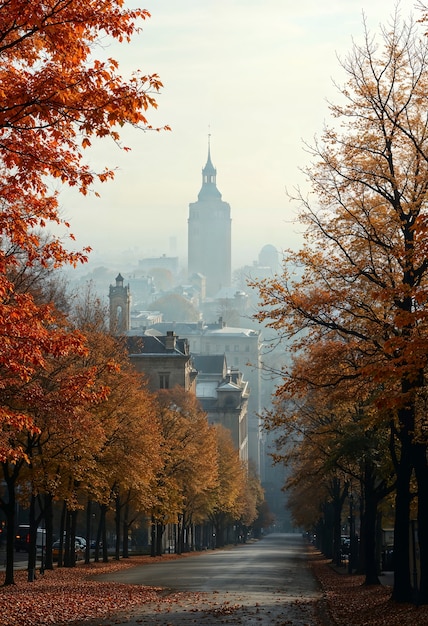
[1,463,19,586]
[27,494,37,582]
[100,504,109,562]
[331,480,346,567]
[413,443,428,604]
[94,506,103,563]
[85,499,92,565]
[156,523,164,556]
[357,484,366,576]
[392,435,413,603]
[115,493,121,560]
[150,514,156,557]
[57,501,67,568]
[363,488,380,585]
[122,503,130,559]
[43,494,54,570]
[322,502,334,560]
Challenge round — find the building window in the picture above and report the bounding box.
[234,345,239,352]
[245,345,250,352]
[225,344,230,352]
[159,372,170,389]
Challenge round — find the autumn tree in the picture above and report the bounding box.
[61,289,162,563]
[88,363,162,562]
[0,1,165,582]
[236,462,265,541]
[251,499,275,539]
[207,425,248,548]
[149,268,174,291]
[267,340,396,583]
[11,289,112,574]
[269,395,350,564]
[163,390,218,553]
[152,388,218,554]
[150,294,201,323]
[274,378,395,585]
[252,11,428,604]
[0,261,93,583]
[0,2,165,583]
[0,1,164,453]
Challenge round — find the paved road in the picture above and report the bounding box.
[0,548,37,571]
[93,533,325,626]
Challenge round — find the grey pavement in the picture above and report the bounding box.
[0,546,43,570]
[92,533,325,626]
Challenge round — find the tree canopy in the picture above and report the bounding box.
[252,10,428,604]
[0,0,165,462]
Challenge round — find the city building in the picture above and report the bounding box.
[187,138,231,297]
[194,355,249,462]
[197,323,262,475]
[146,318,262,476]
[138,254,179,278]
[126,331,197,394]
[108,276,260,471]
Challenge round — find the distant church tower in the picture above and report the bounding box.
[109,273,131,334]
[187,137,231,297]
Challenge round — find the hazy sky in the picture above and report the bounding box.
[61,0,421,273]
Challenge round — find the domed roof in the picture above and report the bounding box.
[258,244,279,271]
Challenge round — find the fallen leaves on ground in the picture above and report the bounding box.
[0,555,189,626]
[2,550,428,626]
[310,554,427,625]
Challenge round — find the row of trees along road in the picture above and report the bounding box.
[1,278,267,586]
[0,1,268,586]
[251,8,428,606]
[0,0,161,587]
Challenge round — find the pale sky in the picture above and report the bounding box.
[61,0,421,274]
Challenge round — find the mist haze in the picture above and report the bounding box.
[58,0,417,281]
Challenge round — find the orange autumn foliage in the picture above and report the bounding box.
[0,1,165,462]
[251,12,428,603]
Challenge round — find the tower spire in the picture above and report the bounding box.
[188,136,231,297]
[199,131,220,199]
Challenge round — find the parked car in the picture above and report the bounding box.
[340,536,350,559]
[75,536,86,550]
[15,525,46,552]
[52,539,84,561]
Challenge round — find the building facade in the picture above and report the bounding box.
[126,331,197,394]
[194,354,249,462]
[187,140,231,297]
[146,319,262,476]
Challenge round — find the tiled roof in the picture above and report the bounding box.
[126,335,187,356]
[193,354,226,374]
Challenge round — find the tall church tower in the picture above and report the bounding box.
[187,138,231,297]
[109,273,131,334]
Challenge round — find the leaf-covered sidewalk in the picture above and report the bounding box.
[310,554,427,625]
[0,555,185,626]
[0,551,427,626]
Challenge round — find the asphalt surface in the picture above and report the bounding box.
[89,533,325,626]
[0,548,36,570]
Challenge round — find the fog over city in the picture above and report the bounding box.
[59,0,418,277]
